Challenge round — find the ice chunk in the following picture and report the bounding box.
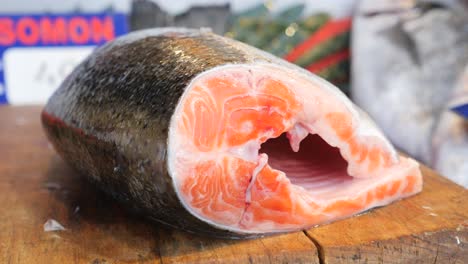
[43,219,66,232]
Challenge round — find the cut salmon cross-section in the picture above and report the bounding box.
[168,64,422,234]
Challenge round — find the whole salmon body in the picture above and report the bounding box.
[42,28,422,238]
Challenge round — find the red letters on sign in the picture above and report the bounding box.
[0,16,116,46]
[16,17,40,45]
[0,18,15,45]
[91,17,114,43]
[68,17,89,44]
[40,18,67,44]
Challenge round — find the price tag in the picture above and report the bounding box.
[3,46,94,105]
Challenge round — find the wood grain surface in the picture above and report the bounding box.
[0,105,466,264]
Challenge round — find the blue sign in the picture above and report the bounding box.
[451,104,468,119]
[0,13,128,104]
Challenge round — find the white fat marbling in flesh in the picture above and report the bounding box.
[167,62,420,234]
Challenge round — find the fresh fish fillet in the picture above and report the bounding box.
[41,28,423,238]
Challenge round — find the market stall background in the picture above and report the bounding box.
[0,0,356,105]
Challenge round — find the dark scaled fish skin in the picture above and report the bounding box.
[42,28,279,239]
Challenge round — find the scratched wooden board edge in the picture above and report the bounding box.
[154,227,320,264]
[312,228,467,264]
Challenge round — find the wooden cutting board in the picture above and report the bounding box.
[0,105,466,264]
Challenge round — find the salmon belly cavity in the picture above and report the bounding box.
[168,64,423,234]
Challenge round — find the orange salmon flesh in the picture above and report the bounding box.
[168,64,422,234]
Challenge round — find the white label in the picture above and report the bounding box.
[3,46,94,105]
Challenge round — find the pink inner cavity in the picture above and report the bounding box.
[260,133,353,191]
